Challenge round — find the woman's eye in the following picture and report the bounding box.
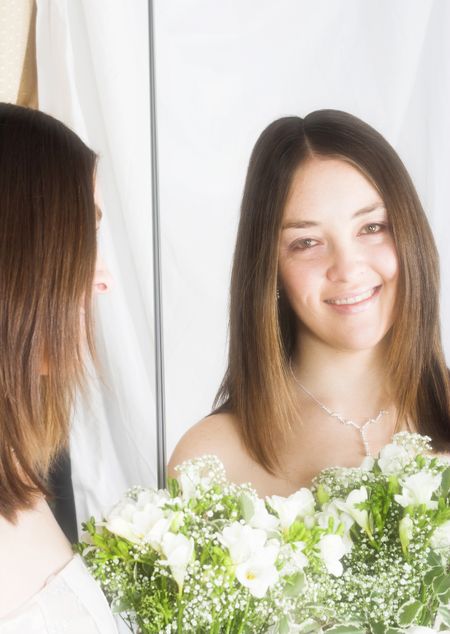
[361,222,385,234]
[292,238,318,250]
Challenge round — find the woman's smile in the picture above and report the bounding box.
[324,285,381,313]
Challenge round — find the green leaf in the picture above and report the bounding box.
[433,574,450,596]
[440,467,450,497]
[424,565,445,585]
[316,484,330,506]
[437,605,450,628]
[370,622,386,634]
[117,540,130,556]
[284,571,305,597]
[286,519,307,542]
[277,616,290,634]
[167,477,180,498]
[239,492,255,522]
[397,599,423,626]
[428,549,443,567]
[296,619,323,633]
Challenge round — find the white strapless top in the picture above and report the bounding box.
[0,554,118,633]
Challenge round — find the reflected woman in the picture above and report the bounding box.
[169,110,450,496]
[0,103,117,631]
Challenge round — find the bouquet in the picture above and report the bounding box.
[77,433,450,633]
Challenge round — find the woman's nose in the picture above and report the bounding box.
[326,244,366,284]
[93,253,113,294]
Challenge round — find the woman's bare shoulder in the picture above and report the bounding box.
[167,412,246,479]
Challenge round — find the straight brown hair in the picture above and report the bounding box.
[0,103,98,520]
[213,110,450,473]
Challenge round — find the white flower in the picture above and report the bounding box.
[235,542,279,598]
[279,541,308,576]
[143,514,176,551]
[248,497,280,531]
[335,487,369,531]
[378,443,414,475]
[179,469,212,501]
[430,520,450,551]
[160,532,194,588]
[318,533,346,577]
[394,471,442,510]
[136,488,169,507]
[106,499,165,544]
[267,489,316,529]
[218,522,267,564]
[316,501,354,554]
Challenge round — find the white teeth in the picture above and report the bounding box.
[327,287,377,306]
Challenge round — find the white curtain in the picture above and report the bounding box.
[36,0,157,530]
[35,0,450,524]
[154,0,450,455]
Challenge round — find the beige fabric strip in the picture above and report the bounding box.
[0,0,37,107]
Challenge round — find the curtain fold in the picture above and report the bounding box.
[35,0,157,528]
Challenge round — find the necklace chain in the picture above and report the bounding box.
[289,361,388,457]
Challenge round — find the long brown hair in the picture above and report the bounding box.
[213,110,450,473]
[0,103,98,520]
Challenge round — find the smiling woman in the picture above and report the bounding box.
[168,110,450,498]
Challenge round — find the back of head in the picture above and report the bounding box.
[0,103,98,520]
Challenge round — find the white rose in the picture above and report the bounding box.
[394,472,442,510]
[235,542,279,598]
[267,489,316,529]
[430,520,450,551]
[160,532,194,588]
[218,522,267,564]
[318,533,346,577]
[378,443,413,475]
[335,487,369,531]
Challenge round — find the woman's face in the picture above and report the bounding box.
[277,157,398,352]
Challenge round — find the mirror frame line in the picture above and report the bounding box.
[148,0,167,488]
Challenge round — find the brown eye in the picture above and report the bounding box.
[292,238,318,250]
[362,223,384,234]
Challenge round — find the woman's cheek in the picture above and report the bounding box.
[372,242,399,282]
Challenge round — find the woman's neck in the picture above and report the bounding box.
[291,332,392,422]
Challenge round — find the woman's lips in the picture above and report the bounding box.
[324,285,381,314]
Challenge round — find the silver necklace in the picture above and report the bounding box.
[289,362,388,457]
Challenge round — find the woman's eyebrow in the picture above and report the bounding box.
[281,202,385,230]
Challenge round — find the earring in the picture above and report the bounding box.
[276,288,280,300]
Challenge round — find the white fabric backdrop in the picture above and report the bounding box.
[34,0,450,524]
[36,0,157,527]
[154,0,450,457]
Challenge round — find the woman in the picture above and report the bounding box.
[0,103,117,631]
[169,109,450,497]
